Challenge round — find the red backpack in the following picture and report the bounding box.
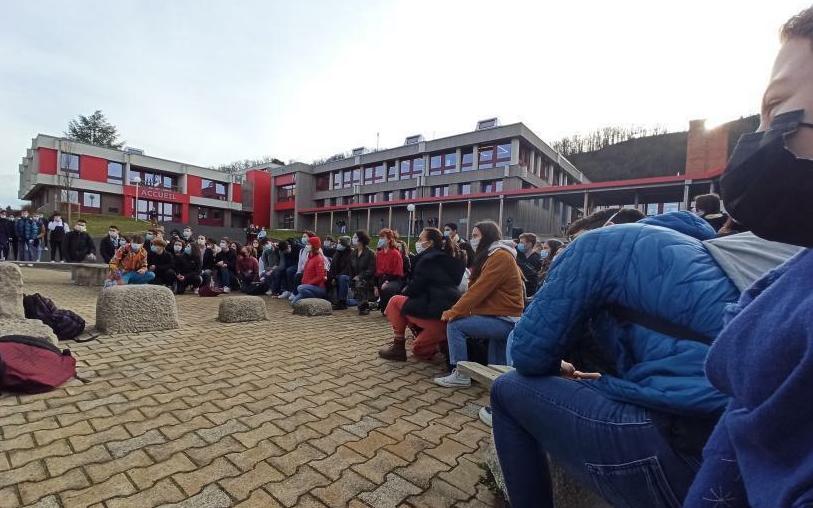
[0,335,80,393]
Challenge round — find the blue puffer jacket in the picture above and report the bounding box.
[15,217,39,241]
[509,211,740,416]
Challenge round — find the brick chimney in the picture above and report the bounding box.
[685,119,729,178]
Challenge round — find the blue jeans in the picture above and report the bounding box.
[285,266,298,293]
[18,240,35,261]
[292,284,326,304]
[336,274,351,301]
[216,267,232,288]
[122,271,156,284]
[447,316,515,366]
[491,372,700,508]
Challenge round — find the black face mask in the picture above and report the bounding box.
[720,109,813,247]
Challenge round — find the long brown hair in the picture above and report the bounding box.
[423,227,464,261]
[468,221,502,285]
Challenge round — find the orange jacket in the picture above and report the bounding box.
[443,248,524,321]
[109,246,148,273]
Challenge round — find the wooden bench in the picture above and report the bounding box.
[458,361,611,508]
[11,261,109,287]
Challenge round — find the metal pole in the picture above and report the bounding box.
[366,208,371,233]
[135,182,139,219]
[314,212,318,235]
[466,200,472,238]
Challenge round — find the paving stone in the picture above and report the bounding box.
[107,478,186,508]
[45,444,112,477]
[60,473,136,507]
[352,449,409,484]
[267,465,331,507]
[234,489,283,508]
[69,425,130,453]
[128,453,198,489]
[0,461,47,490]
[219,460,284,500]
[358,473,423,508]
[84,449,154,483]
[172,457,241,496]
[310,445,368,481]
[312,469,376,507]
[8,439,71,468]
[18,468,90,505]
[107,429,167,458]
[159,483,232,508]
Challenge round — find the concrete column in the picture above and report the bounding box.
[466,200,472,238]
[633,191,640,211]
[683,181,691,210]
[366,208,371,232]
[388,207,392,229]
[179,174,188,194]
[330,211,334,234]
[423,154,430,177]
[328,171,334,190]
[314,212,319,234]
[438,202,443,226]
[528,150,536,175]
[393,159,399,182]
[124,158,131,184]
[510,138,520,165]
[583,191,590,215]
[472,145,479,171]
[455,148,462,172]
[498,196,504,231]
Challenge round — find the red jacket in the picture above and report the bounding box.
[302,253,327,287]
[375,247,404,278]
[236,255,259,275]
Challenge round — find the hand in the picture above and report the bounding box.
[441,311,452,322]
[137,267,147,274]
[560,360,601,380]
[149,265,156,271]
[178,275,185,281]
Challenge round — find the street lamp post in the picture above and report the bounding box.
[406,204,416,251]
[131,176,142,219]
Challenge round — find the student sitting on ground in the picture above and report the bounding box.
[236,246,260,290]
[374,229,404,314]
[515,232,542,297]
[214,239,237,292]
[493,211,739,508]
[291,236,328,304]
[171,239,202,294]
[350,231,376,315]
[380,227,466,362]
[109,234,155,284]
[328,236,354,310]
[147,238,176,287]
[435,221,525,388]
[693,193,729,232]
[100,225,120,264]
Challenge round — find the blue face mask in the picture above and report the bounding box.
[131,243,142,251]
[150,246,159,253]
[145,234,154,240]
[184,246,192,255]
[263,243,274,251]
[539,250,549,259]
[377,239,387,248]
[337,244,346,251]
[516,243,526,253]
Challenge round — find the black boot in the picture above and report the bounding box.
[378,338,407,361]
[358,302,370,316]
[332,300,348,310]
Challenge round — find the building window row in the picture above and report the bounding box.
[277,184,296,201]
[130,169,178,191]
[202,178,227,200]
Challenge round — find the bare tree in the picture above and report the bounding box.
[58,140,79,224]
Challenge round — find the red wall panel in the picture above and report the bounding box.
[274,173,295,186]
[79,155,108,183]
[38,148,57,175]
[232,183,242,203]
[246,170,271,228]
[186,175,202,197]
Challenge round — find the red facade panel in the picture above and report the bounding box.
[37,148,57,175]
[79,155,108,183]
[186,175,202,197]
[246,170,271,228]
[232,183,242,203]
[274,173,295,186]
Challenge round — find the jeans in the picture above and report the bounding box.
[292,284,326,304]
[491,372,700,508]
[216,267,232,288]
[18,240,36,261]
[285,266,298,293]
[446,316,515,366]
[122,271,156,284]
[336,274,351,301]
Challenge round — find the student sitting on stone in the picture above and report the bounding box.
[108,234,155,284]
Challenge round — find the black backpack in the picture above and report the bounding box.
[22,294,86,341]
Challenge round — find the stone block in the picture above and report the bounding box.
[292,298,332,317]
[73,265,108,287]
[0,262,25,319]
[217,296,268,323]
[95,285,179,334]
[0,319,58,345]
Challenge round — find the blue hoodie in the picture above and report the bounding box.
[509,211,739,416]
[684,249,813,508]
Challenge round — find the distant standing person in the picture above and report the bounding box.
[47,212,66,262]
[443,223,475,268]
[15,210,38,262]
[0,210,10,260]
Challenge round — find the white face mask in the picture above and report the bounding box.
[304,244,312,252]
[131,243,142,251]
[220,243,228,250]
[351,236,358,246]
[301,235,308,244]
[469,238,480,251]
[415,241,428,254]
[75,224,86,232]
[173,245,182,252]
[182,230,192,238]
[109,231,118,238]
[197,238,206,245]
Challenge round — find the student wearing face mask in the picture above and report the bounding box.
[236,246,260,290]
[32,214,46,262]
[64,219,96,263]
[46,213,66,262]
[443,222,476,268]
[349,231,376,315]
[536,239,564,284]
[147,238,176,287]
[374,229,404,313]
[143,229,159,251]
[247,240,286,296]
[328,236,354,310]
[182,227,194,243]
[214,239,237,292]
[108,234,154,284]
[693,193,729,232]
[684,10,813,507]
[291,236,329,304]
[288,231,330,301]
[515,233,542,297]
[100,225,121,264]
[14,210,38,262]
[322,236,337,259]
[379,228,466,361]
[171,240,202,294]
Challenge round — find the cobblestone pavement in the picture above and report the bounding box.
[1,268,498,508]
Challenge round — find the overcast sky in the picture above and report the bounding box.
[0,0,807,207]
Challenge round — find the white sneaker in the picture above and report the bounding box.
[479,406,493,427]
[50,260,55,263]
[223,287,231,293]
[265,289,274,296]
[278,291,291,299]
[193,288,199,295]
[434,369,471,388]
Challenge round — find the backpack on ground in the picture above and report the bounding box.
[0,335,78,393]
[23,293,86,341]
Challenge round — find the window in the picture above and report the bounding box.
[315,199,325,208]
[82,192,101,209]
[60,189,79,204]
[430,155,442,172]
[342,196,355,205]
[483,180,503,193]
[365,193,377,203]
[316,174,330,191]
[432,186,449,197]
[60,153,79,174]
[400,189,417,200]
[412,157,425,176]
[496,142,511,167]
[278,184,296,201]
[384,191,395,202]
[459,183,471,194]
[387,163,398,181]
[399,160,411,180]
[281,213,295,229]
[198,206,224,226]
[363,167,375,185]
[329,198,337,206]
[374,163,385,183]
[107,162,123,184]
[461,150,474,171]
[333,172,341,189]
[132,170,177,190]
[137,200,180,222]
[201,178,227,200]
[343,170,352,188]
[478,146,495,169]
[430,152,458,175]
[352,168,361,185]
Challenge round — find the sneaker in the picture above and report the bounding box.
[50,260,55,263]
[265,289,274,296]
[288,294,295,301]
[223,287,231,293]
[332,301,347,310]
[434,369,471,388]
[278,291,291,299]
[193,288,199,295]
[479,406,493,427]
